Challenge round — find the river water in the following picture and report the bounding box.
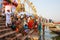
[41,27,60,40]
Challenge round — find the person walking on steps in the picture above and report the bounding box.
[6,10,11,27]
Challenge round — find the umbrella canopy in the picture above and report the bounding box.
[18,12,24,16]
[17,12,35,19]
[18,12,33,16]
[25,12,34,17]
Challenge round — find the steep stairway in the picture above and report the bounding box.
[0,16,35,40]
[0,16,22,40]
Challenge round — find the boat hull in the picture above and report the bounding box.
[49,28,60,35]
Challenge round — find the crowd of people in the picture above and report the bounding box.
[3,9,42,36]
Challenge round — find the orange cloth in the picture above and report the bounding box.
[16,28,19,32]
[28,19,34,29]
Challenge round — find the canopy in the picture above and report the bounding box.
[18,12,33,16]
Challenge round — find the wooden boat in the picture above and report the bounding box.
[49,24,60,34]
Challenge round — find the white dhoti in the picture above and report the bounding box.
[6,18,11,27]
[6,12,11,27]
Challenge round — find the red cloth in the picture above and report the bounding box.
[3,1,9,6]
[16,28,19,32]
[43,24,45,27]
[3,0,18,7]
[28,19,34,29]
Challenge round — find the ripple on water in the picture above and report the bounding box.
[44,27,59,40]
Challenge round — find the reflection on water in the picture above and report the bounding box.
[43,27,60,40]
[52,36,60,40]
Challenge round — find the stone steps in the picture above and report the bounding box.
[0,17,5,26]
[11,33,23,40]
[6,33,22,40]
[0,31,16,38]
[0,17,22,40]
[0,16,37,40]
[0,21,5,23]
[0,26,9,30]
[0,23,5,26]
[0,18,5,21]
[0,28,11,32]
[0,28,12,35]
[22,30,34,40]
